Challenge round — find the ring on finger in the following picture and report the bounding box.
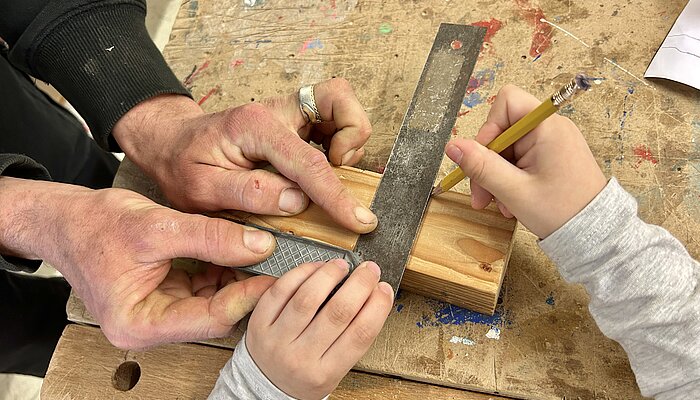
[299,85,322,124]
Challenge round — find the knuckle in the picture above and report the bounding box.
[200,218,226,261]
[224,102,269,137]
[307,374,331,392]
[499,84,519,97]
[358,124,372,141]
[300,148,331,176]
[326,301,355,326]
[350,322,377,348]
[291,291,319,315]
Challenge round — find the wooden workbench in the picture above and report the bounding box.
[44,0,699,399]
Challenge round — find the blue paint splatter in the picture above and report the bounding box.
[416,299,511,328]
[463,92,484,108]
[559,104,575,117]
[619,92,634,132]
[545,293,555,306]
[620,110,630,130]
[299,38,324,54]
[188,0,199,17]
[627,87,635,94]
[532,54,542,62]
[396,304,404,313]
[462,67,499,109]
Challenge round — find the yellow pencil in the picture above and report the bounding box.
[431,74,594,197]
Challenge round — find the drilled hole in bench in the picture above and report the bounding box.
[112,361,141,391]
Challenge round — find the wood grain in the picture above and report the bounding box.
[219,166,517,314]
[71,0,700,396]
[42,324,512,400]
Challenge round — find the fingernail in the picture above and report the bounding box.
[243,229,273,254]
[279,188,306,214]
[361,261,381,277]
[378,282,394,297]
[341,149,357,166]
[445,144,463,164]
[333,259,350,272]
[354,206,377,225]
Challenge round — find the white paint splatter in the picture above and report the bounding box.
[539,18,651,88]
[243,0,262,6]
[449,335,476,346]
[485,326,501,340]
[539,18,590,48]
[105,46,115,52]
[603,57,651,87]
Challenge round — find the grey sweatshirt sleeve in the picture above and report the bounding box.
[209,333,331,400]
[209,333,297,400]
[539,178,700,399]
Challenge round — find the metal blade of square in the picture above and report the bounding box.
[353,23,486,294]
[239,24,485,293]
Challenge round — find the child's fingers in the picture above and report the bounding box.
[321,282,393,371]
[248,262,324,329]
[475,120,515,162]
[470,182,494,210]
[446,139,528,208]
[272,259,350,341]
[486,85,541,134]
[299,261,381,353]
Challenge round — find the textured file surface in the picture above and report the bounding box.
[240,224,361,277]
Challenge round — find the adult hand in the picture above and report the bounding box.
[112,78,377,234]
[246,259,394,399]
[0,177,276,349]
[444,85,607,239]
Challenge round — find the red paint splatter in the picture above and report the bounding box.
[183,60,210,87]
[198,87,219,106]
[633,144,658,166]
[451,127,458,137]
[513,0,553,57]
[230,59,245,68]
[470,18,503,45]
[486,95,497,105]
[457,110,471,117]
[330,0,336,9]
[451,40,463,50]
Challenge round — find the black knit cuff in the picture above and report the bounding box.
[9,0,192,152]
[0,154,51,273]
[0,153,51,181]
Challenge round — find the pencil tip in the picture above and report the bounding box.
[431,186,443,196]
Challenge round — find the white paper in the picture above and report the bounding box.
[644,1,700,90]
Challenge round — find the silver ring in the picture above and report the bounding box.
[299,85,322,124]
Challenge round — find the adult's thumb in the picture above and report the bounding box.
[445,139,526,205]
[157,212,275,266]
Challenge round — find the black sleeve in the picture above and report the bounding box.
[0,154,52,273]
[3,0,192,152]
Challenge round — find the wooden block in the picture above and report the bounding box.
[219,166,516,315]
[42,324,512,399]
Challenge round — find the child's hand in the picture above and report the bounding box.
[445,84,607,239]
[246,259,394,399]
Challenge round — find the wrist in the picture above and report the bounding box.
[112,94,204,172]
[0,177,91,262]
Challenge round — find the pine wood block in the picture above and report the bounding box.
[42,324,511,399]
[219,166,517,315]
